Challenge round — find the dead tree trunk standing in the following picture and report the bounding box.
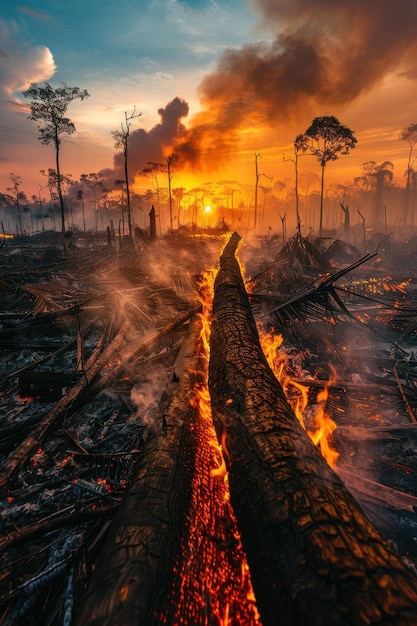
[74,317,259,626]
[208,232,417,626]
[341,202,350,240]
[149,204,157,242]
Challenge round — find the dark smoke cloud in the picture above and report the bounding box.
[102,96,189,187]
[173,0,417,169]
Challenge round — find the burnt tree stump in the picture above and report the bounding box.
[208,232,417,626]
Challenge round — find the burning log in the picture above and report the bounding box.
[74,316,259,625]
[208,232,417,626]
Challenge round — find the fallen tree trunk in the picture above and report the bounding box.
[208,232,417,626]
[74,316,259,625]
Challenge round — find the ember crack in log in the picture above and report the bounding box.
[208,232,417,626]
[74,315,259,625]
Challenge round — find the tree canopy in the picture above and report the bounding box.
[295,116,357,237]
[23,82,90,146]
[295,115,357,168]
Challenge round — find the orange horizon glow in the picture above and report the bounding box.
[3,105,413,204]
[2,80,416,237]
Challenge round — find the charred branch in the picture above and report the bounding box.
[0,319,131,491]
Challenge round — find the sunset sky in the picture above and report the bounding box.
[1,0,417,202]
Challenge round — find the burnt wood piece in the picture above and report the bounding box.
[0,339,77,384]
[74,317,259,626]
[18,370,82,400]
[208,232,417,626]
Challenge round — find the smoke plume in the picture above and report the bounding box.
[104,97,189,187]
[172,0,417,169]
[107,0,417,181]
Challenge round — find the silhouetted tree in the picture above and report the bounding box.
[283,141,308,234]
[80,172,106,231]
[370,161,394,226]
[340,202,350,239]
[354,161,376,192]
[254,153,262,229]
[259,183,273,227]
[400,122,417,224]
[217,180,239,224]
[166,154,174,230]
[113,179,127,236]
[7,173,25,235]
[295,116,357,237]
[253,153,272,230]
[77,190,85,231]
[23,82,90,253]
[80,172,104,212]
[172,187,185,226]
[141,162,165,232]
[111,107,141,238]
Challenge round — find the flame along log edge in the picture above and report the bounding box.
[208,231,417,626]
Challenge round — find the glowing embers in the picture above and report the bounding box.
[167,375,260,625]
[260,329,339,468]
[163,267,260,624]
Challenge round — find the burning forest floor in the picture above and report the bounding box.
[0,229,416,624]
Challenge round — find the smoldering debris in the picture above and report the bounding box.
[245,231,417,577]
[0,228,417,623]
[0,230,219,625]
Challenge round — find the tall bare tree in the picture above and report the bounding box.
[166,155,175,230]
[111,107,141,239]
[23,82,90,253]
[370,161,394,227]
[295,116,357,237]
[400,122,417,225]
[283,142,308,234]
[7,173,25,235]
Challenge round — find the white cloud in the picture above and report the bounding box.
[0,18,56,103]
[0,17,57,195]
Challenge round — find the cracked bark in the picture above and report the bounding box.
[208,232,417,626]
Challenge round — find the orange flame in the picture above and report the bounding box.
[173,267,261,623]
[260,326,339,468]
[194,269,229,485]
[308,385,339,468]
